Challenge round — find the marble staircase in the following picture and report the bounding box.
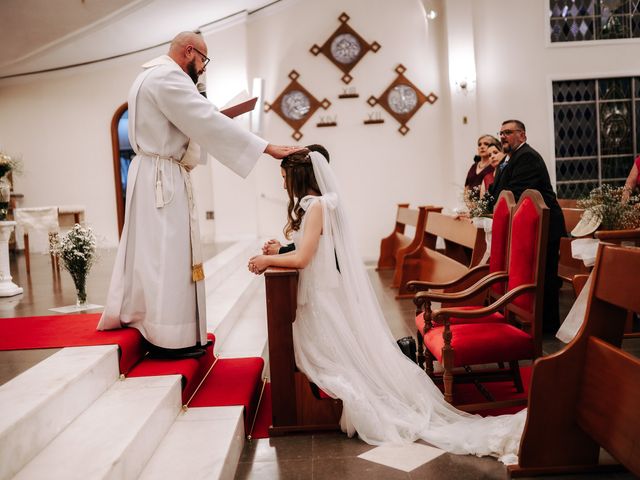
[0,238,272,480]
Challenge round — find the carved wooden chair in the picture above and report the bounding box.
[408,190,516,368]
[510,243,640,478]
[14,206,60,274]
[413,190,550,408]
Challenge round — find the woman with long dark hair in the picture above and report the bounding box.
[248,148,525,463]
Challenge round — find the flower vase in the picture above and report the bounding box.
[72,272,88,307]
[0,175,11,221]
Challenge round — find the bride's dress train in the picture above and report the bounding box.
[289,153,528,465]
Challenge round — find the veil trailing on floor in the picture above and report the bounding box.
[299,151,526,464]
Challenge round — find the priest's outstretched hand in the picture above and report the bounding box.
[264,144,307,159]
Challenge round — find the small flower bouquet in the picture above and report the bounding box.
[0,150,23,178]
[577,184,640,232]
[0,150,22,220]
[463,186,494,218]
[50,224,97,306]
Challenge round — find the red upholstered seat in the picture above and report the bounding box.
[415,307,505,332]
[489,194,512,296]
[424,323,534,367]
[413,190,549,406]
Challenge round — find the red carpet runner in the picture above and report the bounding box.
[0,313,144,374]
[0,314,265,429]
[0,313,529,438]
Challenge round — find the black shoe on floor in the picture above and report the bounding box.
[147,345,207,359]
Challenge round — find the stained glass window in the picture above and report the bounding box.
[549,0,640,42]
[553,76,640,199]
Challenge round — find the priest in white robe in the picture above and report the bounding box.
[98,31,300,357]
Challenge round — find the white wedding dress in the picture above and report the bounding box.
[289,152,527,464]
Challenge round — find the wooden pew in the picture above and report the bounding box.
[509,244,640,478]
[264,267,342,435]
[377,204,422,271]
[390,206,442,288]
[396,213,486,298]
[558,207,590,285]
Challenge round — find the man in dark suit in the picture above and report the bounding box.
[489,119,566,334]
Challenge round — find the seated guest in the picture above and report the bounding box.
[464,135,501,193]
[622,154,640,203]
[480,143,505,196]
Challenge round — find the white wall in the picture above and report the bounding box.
[0,56,143,247]
[244,0,451,260]
[2,0,637,259]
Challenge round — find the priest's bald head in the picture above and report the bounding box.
[168,31,210,84]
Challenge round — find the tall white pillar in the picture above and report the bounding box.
[0,221,23,297]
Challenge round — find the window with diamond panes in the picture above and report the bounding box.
[553,76,640,199]
[549,0,640,43]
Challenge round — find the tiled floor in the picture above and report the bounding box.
[235,267,639,480]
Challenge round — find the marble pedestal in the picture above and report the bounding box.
[0,221,23,297]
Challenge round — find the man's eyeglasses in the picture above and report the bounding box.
[190,46,210,69]
[498,129,523,137]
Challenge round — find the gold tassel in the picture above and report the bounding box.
[192,263,204,282]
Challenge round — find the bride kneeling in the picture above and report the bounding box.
[248,148,525,464]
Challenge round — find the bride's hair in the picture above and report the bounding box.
[280,146,328,239]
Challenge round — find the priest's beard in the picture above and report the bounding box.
[186,59,199,84]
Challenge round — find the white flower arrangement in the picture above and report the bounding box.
[463,186,494,218]
[50,224,97,304]
[0,150,23,178]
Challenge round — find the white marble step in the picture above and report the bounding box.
[206,265,261,352]
[14,375,182,480]
[204,238,261,295]
[217,281,268,360]
[0,345,119,480]
[139,406,244,480]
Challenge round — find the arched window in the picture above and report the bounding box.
[110,103,135,236]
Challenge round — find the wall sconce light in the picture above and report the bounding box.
[425,9,437,20]
[250,77,264,135]
[455,76,476,95]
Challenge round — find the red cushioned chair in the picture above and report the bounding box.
[407,190,516,369]
[414,189,549,407]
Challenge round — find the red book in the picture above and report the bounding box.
[220,97,258,118]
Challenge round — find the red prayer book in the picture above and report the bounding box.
[220,97,258,118]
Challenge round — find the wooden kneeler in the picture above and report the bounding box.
[510,244,640,478]
[264,267,342,435]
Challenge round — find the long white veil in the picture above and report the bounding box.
[302,151,526,464]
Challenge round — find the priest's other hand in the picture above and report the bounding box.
[264,144,307,159]
[262,239,281,255]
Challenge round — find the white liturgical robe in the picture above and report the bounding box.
[98,56,267,348]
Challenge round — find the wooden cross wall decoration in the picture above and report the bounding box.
[367,64,438,136]
[310,12,381,84]
[265,70,331,141]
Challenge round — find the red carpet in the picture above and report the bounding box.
[0,313,144,374]
[127,334,215,402]
[249,382,271,439]
[189,357,265,433]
